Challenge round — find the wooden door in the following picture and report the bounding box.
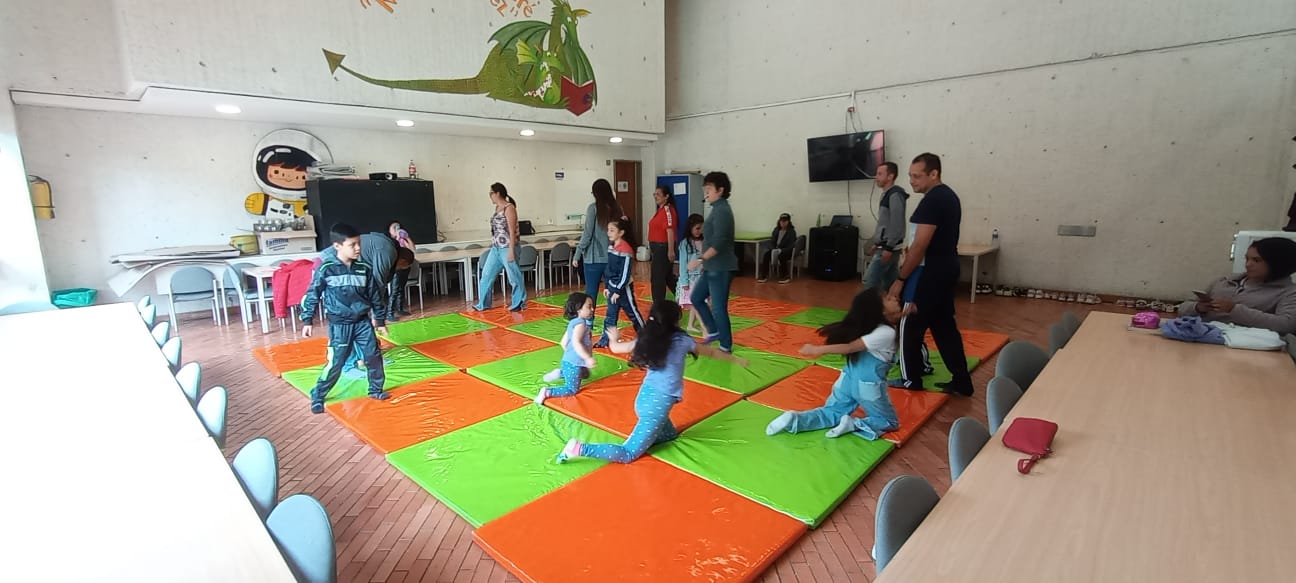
[612,160,641,238]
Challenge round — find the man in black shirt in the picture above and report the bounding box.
[888,153,974,396]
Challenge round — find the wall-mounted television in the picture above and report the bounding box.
[807,131,884,182]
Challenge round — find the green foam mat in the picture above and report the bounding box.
[779,307,848,329]
[723,314,764,333]
[466,345,630,400]
[652,400,893,527]
[816,351,980,387]
[382,313,495,345]
[530,293,571,308]
[509,316,628,344]
[387,405,619,527]
[283,346,458,404]
[683,345,808,395]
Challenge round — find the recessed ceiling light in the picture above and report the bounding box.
[609,136,623,143]
[395,119,414,127]
[519,129,535,137]
[214,104,241,114]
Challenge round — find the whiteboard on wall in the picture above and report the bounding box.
[554,168,607,225]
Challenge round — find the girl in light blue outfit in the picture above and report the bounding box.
[677,213,708,335]
[766,288,903,440]
[557,300,746,464]
[535,293,597,405]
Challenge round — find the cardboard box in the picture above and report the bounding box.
[256,230,317,255]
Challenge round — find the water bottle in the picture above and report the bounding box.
[408,159,418,179]
[992,229,1000,246]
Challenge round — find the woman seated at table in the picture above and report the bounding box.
[1178,237,1296,335]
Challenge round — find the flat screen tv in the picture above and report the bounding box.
[807,131,884,182]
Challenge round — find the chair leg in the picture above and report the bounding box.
[168,295,179,333]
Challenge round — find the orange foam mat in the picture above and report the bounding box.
[732,321,827,358]
[746,365,949,446]
[726,297,807,321]
[545,368,742,438]
[474,457,807,583]
[592,326,636,360]
[410,328,553,369]
[926,328,1011,361]
[461,304,562,328]
[252,335,395,376]
[326,372,528,453]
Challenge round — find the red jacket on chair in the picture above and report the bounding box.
[272,259,320,319]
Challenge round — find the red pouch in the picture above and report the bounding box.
[1002,417,1057,474]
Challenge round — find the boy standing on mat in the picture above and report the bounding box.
[301,223,391,414]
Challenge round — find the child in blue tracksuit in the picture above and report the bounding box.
[300,222,391,414]
[594,218,645,347]
[557,300,747,464]
[534,292,597,405]
[765,287,903,440]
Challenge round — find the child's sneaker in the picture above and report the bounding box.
[765,411,795,435]
[556,438,582,463]
[534,388,550,406]
[825,415,855,438]
[369,391,391,401]
[778,278,791,284]
[310,402,325,414]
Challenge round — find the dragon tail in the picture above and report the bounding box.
[323,49,485,94]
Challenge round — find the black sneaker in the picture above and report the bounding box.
[310,402,325,414]
[369,391,391,401]
[935,381,974,397]
[398,309,412,316]
[888,378,924,391]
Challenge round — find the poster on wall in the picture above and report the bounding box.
[243,129,333,219]
[324,0,597,116]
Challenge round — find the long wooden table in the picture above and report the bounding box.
[877,311,1296,582]
[0,303,296,582]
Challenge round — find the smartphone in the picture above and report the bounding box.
[1192,290,1212,301]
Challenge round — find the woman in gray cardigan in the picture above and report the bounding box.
[1178,237,1296,335]
[572,178,624,306]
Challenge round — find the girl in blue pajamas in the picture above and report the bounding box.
[765,288,904,440]
[593,218,646,348]
[557,300,747,464]
[534,293,597,405]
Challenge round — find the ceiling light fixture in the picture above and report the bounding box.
[609,136,623,143]
[519,129,536,137]
[214,104,241,114]
[395,119,415,127]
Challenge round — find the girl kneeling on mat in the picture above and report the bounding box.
[535,293,597,405]
[557,300,747,464]
[766,287,902,440]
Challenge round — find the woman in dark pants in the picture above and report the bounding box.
[647,185,678,305]
[758,213,797,284]
[573,178,624,307]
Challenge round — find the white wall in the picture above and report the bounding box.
[0,51,51,307]
[16,107,628,300]
[660,0,1296,298]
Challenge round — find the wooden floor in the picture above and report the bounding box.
[178,266,1122,582]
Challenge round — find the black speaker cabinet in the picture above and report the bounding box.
[809,226,859,281]
[306,179,436,250]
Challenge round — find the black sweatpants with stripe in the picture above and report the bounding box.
[899,257,972,390]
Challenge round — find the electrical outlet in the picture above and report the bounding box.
[1057,225,1097,237]
[565,214,583,221]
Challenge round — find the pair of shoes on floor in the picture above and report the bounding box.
[778,278,791,284]
[975,283,994,294]
[757,278,768,283]
[935,381,974,397]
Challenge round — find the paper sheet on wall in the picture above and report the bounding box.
[673,182,686,195]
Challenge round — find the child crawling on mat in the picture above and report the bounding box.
[557,300,747,464]
[535,292,597,406]
[765,287,902,440]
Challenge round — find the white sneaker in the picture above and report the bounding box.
[534,388,549,406]
[825,415,856,438]
[765,411,795,436]
[542,368,562,384]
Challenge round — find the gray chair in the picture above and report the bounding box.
[404,261,425,311]
[547,242,574,286]
[873,475,940,574]
[166,266,220,332]
[517,245,539,288]
[267,494,337,583]
[994,340,1050,391]
[140,304,158,328]
[232,437,279,521]
[948,417,991,482]
[1062,311,1082,335]
[136,296,152,311]
[223,263,272,331]
[0,301,58,315]
[986,376,1024,434]
[1048,321,1071,355]
[151,321,171,347]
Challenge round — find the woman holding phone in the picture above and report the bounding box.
[1177,237,1296,335]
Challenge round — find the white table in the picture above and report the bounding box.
[0,303,296,582]
[876,312,1296,582]
[241,264,280,334]
[959,243,999,303]
[414,247,478,303]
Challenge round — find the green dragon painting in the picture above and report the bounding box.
[323,0,597,115]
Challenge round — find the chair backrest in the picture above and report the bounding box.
[232,437,279,521]
[161,336,182,370]
[464,243,484,250]
[548,242,572,263]
[136,296,152,311]
[169,266,217,295]
[1062,311,1082,335]
[225,264,258,296]
[267,494,337,583]
[1048,321,1071,355]
[476,249,492,275]
[994,340,1050,391]
[196,386,228,449]
[140,304,157,328]
[793,234,807,253]
[441,245,459,251]
[874,475,940,574]
[517,245,538,269]
[0,301,58,315]
[151,321,171,347]
[948,417,991,482]
[175,362,202,405]
[986,376,1024,434]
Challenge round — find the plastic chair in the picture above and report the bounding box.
[517,245,538,288]
[1048,321,1071,355]
[994,340,1050,391]
[166,265,221,332]
[986,376,1024,434]
[223,263,272,331]
[196,386,227,449]
[873,475,940,574]
[151,321,171,347]
[789,235,808,281]
[404,261,425,311]
[948,417,991,482]
[0,301,58,315]
[140,304,157,328]
[161,336,182,371]
[267,494,337,583]
[136,295,152,311]
[232,437,279,521]
[175,362,202,406]
[547,242,573,286]
[1062,311,1082,335]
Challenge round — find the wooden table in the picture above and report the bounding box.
[958,243,999,303]
[0,303,296,582]
[876,311,1296,582]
